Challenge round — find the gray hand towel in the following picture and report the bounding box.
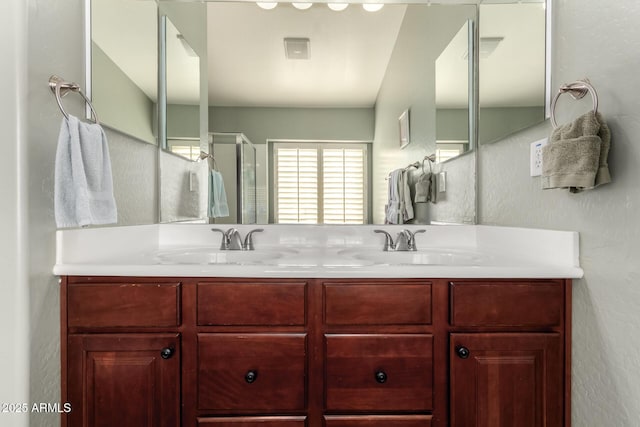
[54,115,117,228]
[541,110,611,192]
[415,172,436,203]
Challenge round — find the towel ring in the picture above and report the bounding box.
[550,79,598,128]
[48,75,99,124]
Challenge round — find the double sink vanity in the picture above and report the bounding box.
[54,224,582,427]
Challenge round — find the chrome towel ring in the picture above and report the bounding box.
[550,79,598,128]
[48,75,99,124]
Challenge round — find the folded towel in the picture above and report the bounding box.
[415,172,437,204]
[208,170,229,218]
[542,110,611,192]
[54,115,117,228]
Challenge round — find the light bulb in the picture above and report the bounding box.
[256,2,278,10]
[362,3,384,12]
[292,2,313,9]
[327,3,349,11]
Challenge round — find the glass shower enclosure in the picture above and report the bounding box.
[208,132,257,224]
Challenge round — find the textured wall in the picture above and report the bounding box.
[24,1,158,426]
[479,1,640,424]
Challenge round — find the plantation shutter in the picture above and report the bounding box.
[273,143,368,224]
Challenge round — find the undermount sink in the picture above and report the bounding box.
[154,247,289,265]
[337,248,486,266]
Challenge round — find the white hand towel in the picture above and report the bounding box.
[208,170,229,218]
[54,115,117,228]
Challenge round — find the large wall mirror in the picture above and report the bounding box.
[88,0,550,226]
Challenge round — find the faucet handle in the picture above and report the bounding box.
[211,228,229,250]
[374,229,395,251]
[407,229,426,251]
[243,228,264,250]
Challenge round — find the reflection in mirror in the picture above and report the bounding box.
[207,2,476,224]
[479,1,547,144]
[165,17,201,160]
[90,0,157,144]
[208,133,257,224]
[436,21,471,163]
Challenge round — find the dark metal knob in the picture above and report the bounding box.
[245,370,258,384]
[160,347,174,360]
[456,346,470,359]
[375,371,387,384]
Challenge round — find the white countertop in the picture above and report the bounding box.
[53,224,584,279]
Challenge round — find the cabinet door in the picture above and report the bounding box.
[450,333,563,427]
[67,334,180,427]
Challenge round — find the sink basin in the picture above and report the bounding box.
[337,248,486,266]
[154,247,289,265]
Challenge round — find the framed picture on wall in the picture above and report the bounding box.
[399,108,410,149]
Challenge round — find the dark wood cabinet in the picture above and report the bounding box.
[66,333,180,427]
[61,277,571,427]
[450,333,563,427]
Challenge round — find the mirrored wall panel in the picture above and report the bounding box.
[479,0,548,144]
[90,0,158,144]
[165,16,201,160]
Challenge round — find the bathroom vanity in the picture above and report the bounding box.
[55,224,582,427]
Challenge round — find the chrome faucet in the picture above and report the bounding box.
[211,228,264,250]
[374,229,426,251]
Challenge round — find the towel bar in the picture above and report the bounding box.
[550,79,598,128]
[48,75,99,124]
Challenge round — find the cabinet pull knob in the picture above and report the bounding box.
[375,370,387,384]
[245,370,258,384]
[456,346,470,359]
[160,347,174,360]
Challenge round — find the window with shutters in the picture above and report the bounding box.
[272,142,369,224]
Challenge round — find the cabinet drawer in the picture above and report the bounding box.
[198,282,306,326]
[198,333,306,412]
[198,416,307,426]
[449,281,563,327]
[67,282,180,328]
[324,283,431,325]
[325,334,433,411]
[324,415,432,427]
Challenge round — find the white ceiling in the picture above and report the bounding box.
[92,0,546,109]
[207,2,407,107]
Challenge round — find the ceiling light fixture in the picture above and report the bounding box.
[362,3,384,12]
[292,2,313,10]
[327,3,349,11]
[256,2,278,10]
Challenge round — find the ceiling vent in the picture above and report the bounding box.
[284,37,310,60]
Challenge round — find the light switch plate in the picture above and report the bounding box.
[530,138,548,177]
[438,171,447,192]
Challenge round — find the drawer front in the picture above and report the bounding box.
[324,415,432,427]
[324,283,432,326]
[198,416,307,426]
[325,334,433,411]
[198,282,306,326]
[198,333,306,412]
[450,281,564,327]
[67,282,180,328]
